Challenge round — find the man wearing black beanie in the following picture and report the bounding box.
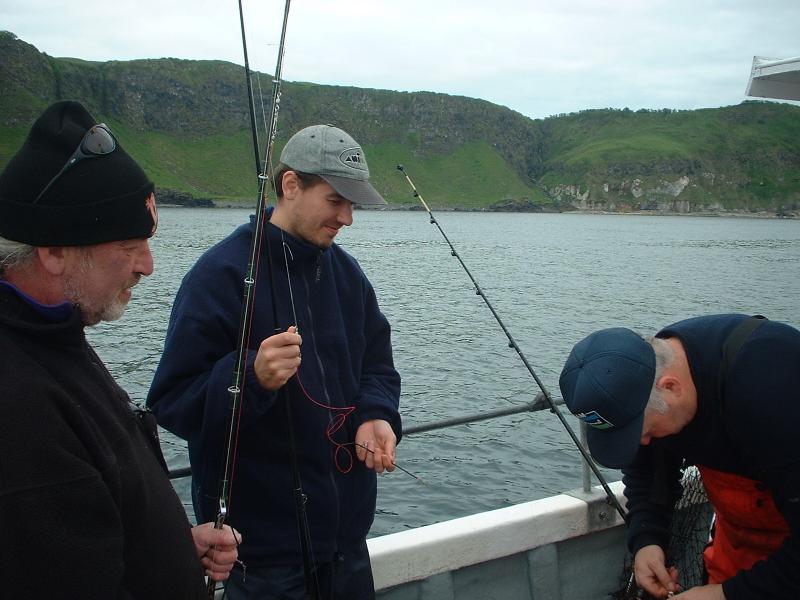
[0,100,240,598]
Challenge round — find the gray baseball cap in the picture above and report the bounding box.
[279,124,386,206]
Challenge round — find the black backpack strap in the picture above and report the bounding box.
[718,315,767,404]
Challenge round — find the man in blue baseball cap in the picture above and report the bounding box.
[560,314,800,600]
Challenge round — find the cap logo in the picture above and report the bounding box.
[576,411,615,430]
[339,148,367,172]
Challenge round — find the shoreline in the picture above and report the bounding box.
[157,202,798,220]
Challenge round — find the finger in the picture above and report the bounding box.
[371,446,385,474]
[640,567,674,598]
[355,440,368,462]
[381,439,397,464]
[261,332,302,352]
[272,351,302,377]
[269,344,303,362]
[210,545,239,564]
[667,566,681,590]
[204,561,234,582]
[383,453,396,472]
[203,527,232,548]
[373,437,395,472]
[634,568,665,597]
[277,365,300,383]
[363,441,375,469]
[283,328,302,346]
[229,527,242,546]
[652,563,677,593]
[202,549,238,575]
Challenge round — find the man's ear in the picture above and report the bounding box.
[656,374,682,402]
[281,170,300,200]
[36,246,68,276]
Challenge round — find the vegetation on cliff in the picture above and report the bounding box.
[2,31,798,214]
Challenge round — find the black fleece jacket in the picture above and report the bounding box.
[0,283,205,599]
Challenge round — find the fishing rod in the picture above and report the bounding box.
[209,1,318,599]
[403,396,546,435]
[396,165,627,521]
[250,4,320,598]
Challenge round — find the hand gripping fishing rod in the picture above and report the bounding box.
[209,2,318,599]
[396,165,626,522]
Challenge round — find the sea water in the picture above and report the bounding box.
[89,208,800,536]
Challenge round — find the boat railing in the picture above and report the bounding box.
[167,394,598,492]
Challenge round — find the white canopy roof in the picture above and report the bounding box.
[746,56,800,101]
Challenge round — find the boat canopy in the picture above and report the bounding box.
[746,56,800,101]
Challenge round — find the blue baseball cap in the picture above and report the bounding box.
[559,328,656,469]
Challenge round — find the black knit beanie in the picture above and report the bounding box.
[0,101,156,246]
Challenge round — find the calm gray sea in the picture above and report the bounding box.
[89,208,800,537]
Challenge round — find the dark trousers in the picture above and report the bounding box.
[223,540,375,600]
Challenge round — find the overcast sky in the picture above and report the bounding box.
[4,0,799,120]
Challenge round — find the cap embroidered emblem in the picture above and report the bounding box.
[339,148,367,171]
[576,411,615,430]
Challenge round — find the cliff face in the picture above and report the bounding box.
[2,31,799,214]
[538,105,800,214]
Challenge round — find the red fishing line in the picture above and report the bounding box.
[294,371,356,473]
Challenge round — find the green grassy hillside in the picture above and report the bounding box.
[2,31,799,214]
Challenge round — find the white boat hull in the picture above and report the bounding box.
[370,482,628,600]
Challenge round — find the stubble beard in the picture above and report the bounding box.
[63,252,130,326]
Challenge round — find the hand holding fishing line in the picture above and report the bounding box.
[634,544,681,598]
[355,419,397,473]
[254,325,302,390]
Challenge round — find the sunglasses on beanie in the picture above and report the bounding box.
[33,123,117,205]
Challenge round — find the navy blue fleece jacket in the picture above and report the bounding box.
[147,214,401,567]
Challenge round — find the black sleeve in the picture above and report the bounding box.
[623,443,684,556]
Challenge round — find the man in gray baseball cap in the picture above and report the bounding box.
[147,124,401,600]
[279,123,386,207]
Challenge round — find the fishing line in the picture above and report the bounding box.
[396,165,626,521]
[277,229,360,474]
[291,353,409,480]
[255,73,269,145]
[293,372,357,473]
[278,232,409,485]
[280,232,300,328]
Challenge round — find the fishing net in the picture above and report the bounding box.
[611,466,713,599]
